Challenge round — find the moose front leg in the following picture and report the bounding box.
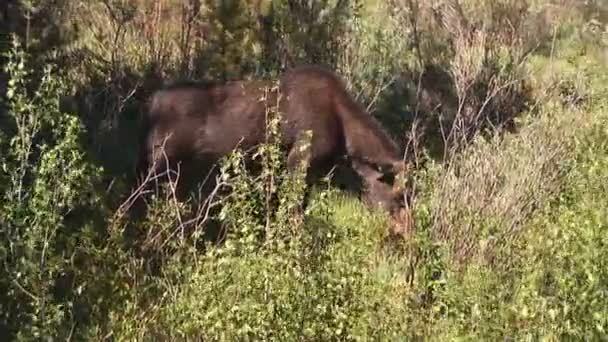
[286,130,314,173]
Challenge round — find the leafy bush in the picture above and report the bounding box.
[425,96,608,340]
[0,36,102,339]
[401,33,608,339]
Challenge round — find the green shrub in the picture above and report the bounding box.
[401,34,608,339]
[0,36,102,339]
[430,99,608,340]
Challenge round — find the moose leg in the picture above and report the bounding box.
[286,140,312,174]
[284,143,309,203]
[285,128,342,213]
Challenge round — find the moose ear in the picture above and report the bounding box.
[352,159,384,182]
[390,160,410,176]
[392,183,406,198]
[391,160,411,197]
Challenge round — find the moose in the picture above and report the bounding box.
[135,65,413,237]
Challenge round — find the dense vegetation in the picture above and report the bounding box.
[1,0,607,340]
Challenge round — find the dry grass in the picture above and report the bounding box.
[389,0,564,161]
[382,0,603,270]
[429,106,583,265]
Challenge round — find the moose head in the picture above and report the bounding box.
[352,159,414,238]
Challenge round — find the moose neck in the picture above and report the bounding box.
[333,86,403,171]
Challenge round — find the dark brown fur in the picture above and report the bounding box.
[136,65,410,235]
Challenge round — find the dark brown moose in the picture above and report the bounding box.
[135,65,412,237]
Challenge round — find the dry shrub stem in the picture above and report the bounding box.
[115,134,225,250]
[383,0,583,268]
[431,105,580,265]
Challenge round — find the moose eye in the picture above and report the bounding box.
[377,172,395,184]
